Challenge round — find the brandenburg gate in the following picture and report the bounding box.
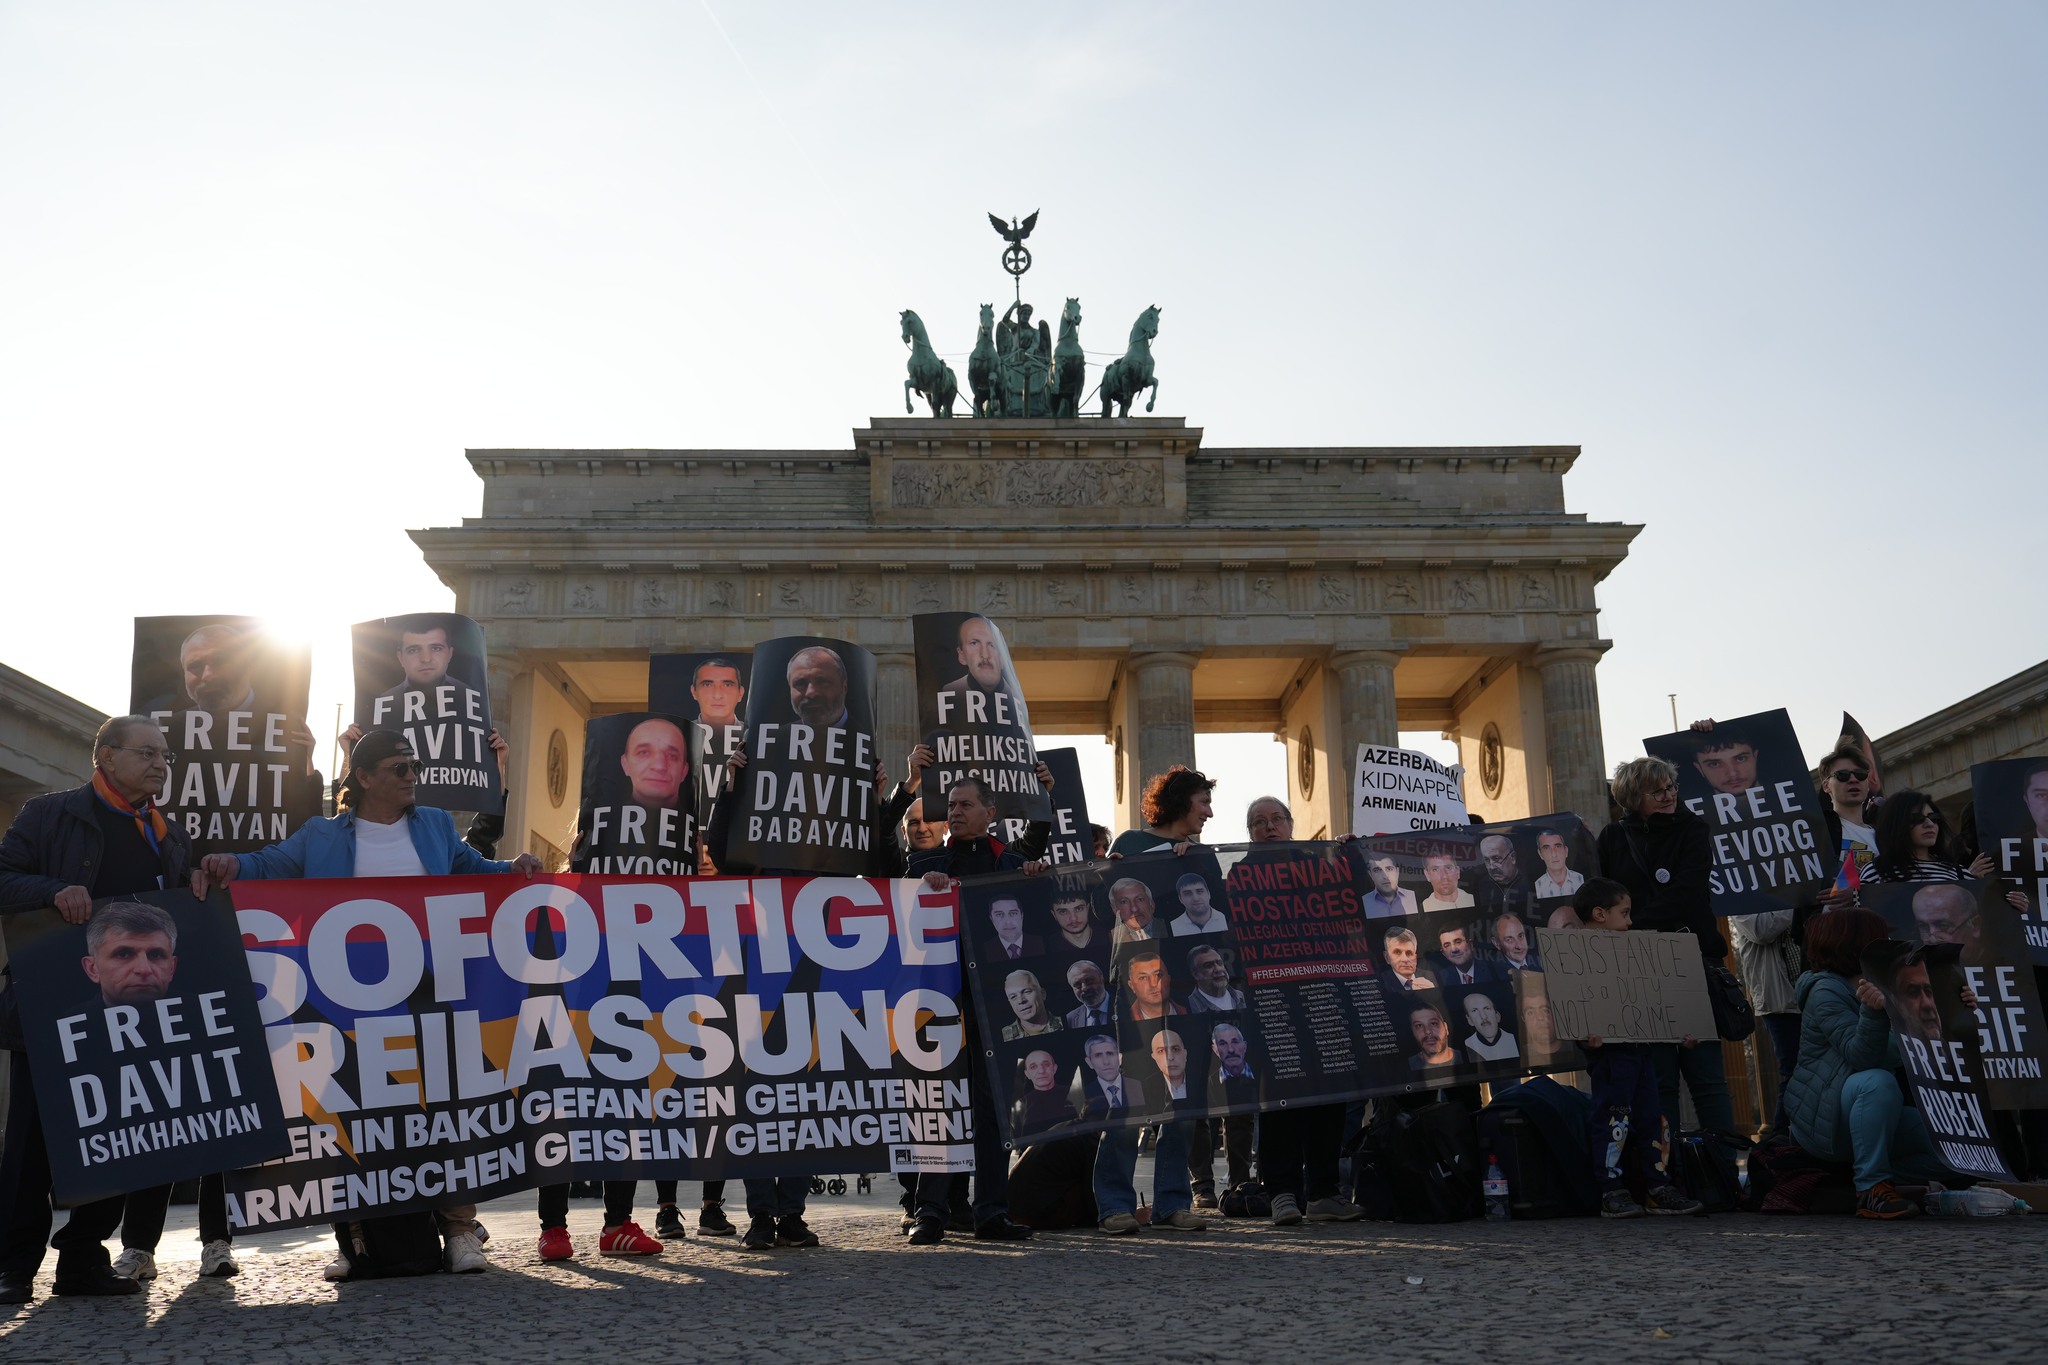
[412,415,1640,866]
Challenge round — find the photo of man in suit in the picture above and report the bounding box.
[981,894,1042,962]
[1381,926,1436,990]
[1109,877,1158,944]
[1078,1033,1144,1116]
[1491,911,1541,972]
[1432,925,1505,988]
[1064,960,1114,1029]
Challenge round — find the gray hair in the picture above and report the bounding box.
[93,715,162,754]
[86,900,178,955]
[1611,756,1679,813]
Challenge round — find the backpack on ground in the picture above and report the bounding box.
[1221,1179,1272,1219]
[1477,1080,1598,1218]
[1744,1130,1856,1215]
[1356,1101,1485,1223]
[332,1213,446,1279]
[1676,1130,1749,1213]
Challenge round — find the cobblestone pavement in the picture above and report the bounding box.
[3,1175,2043,1365]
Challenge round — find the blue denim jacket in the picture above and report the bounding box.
[232,806,512,880]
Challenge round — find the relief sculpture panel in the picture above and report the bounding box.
[890,458,1163,509]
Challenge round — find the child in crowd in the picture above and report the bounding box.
[1574,878,1705,1219]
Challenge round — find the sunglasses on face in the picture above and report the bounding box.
[1829,769,1868,783]
[379,760,423,779]
[1913,811,1940,826]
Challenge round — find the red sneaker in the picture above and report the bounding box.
[537,1225,573,1261]
[598,1221,663,1256]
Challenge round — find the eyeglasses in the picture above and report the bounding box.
[1828,769,1868,783]
[379,761,423,779]
[1647,784,1677,798]
[105,746,176,765]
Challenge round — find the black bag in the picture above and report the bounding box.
[1357,1102,1484,1223]
[1703,961,1756,1041]
[1676,1130,1748,1213]
[332,1214,445,1280]
[1476,1107,1583,1219]
[1220,1179,1271,1219]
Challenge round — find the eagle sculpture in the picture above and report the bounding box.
[988,210,1039,245]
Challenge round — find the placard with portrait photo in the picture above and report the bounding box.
[351,612,503,814]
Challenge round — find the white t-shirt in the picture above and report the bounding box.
[355,817,429,878]
[1841,819,1878,858]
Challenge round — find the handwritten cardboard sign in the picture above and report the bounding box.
[1531,929,1716,1043]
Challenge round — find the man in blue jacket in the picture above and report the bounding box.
[202,729,538,1276]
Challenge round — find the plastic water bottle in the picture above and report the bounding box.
[1926,1185,2026,1216]
[1483,1157,1511,1222]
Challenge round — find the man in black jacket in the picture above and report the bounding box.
[903,772,1052,1245]
[0,717,211,1303]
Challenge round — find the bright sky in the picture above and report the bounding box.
[5,3,2043,841]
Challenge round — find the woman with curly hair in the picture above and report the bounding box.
[1111,765,1215,858]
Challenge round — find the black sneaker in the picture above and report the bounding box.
[740,1218,777,1250]
[1645,1185,1704,1216]
[654,1205,686,1239]
[698,1203,736,1237]
[775,1216,820,1248]
[907,1218,945,1246]
[1599,1190,1646,1220]
[973,1216,1034,1241]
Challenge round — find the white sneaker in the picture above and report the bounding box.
[199,1239,240,1278]
[323,1253,352,1282]
[111,1248,157,1280]
[445,1230,489,1274]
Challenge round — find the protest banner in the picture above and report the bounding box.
[1863,939,2015,1182]
[1971,757,2048,965]
[1351,744,1466,836]
[352,612,503,815]
[648,651,752,844]
[1530,928,1716,1043]
[1841,711,1885,801]
[221,872,971,1231]
[573,713,697,875]
[3,889,287,1204]
[722,636,880,875]
[1862,879,2048,1109]
[1001,746,1090,864]
[964,826,1588,1148]
[132,615,322,856]
[912,612,1049,824]
[1644,709,1837,915]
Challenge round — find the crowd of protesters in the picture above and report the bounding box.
[0,705,2035,1305]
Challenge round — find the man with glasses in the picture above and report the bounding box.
[1817,744,1878,866]
[202,730,541,1278]
[0,717,208,1303]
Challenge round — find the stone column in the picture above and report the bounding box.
[493,658,535,861]
[1330,650,1404,834]
[1535,644,1611,830]
[875,653,917,781]
[1130,651,1199,795]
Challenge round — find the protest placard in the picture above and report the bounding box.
[1529,928,1716,1043]
[913,612,1048,824]
[1352,745,1466,837]
[1863,939,2014,1181]
[352,612,503,814]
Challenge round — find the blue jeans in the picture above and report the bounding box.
[1761,1013,1802,1128]
[1651,1041,1735,1133]
[743,1176,809,1223]
[1094,1119,1194,1220]
[1829,1070,1950,1191]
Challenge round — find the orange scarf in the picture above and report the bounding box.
[92,770,168,855]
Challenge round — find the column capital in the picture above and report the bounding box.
[1127,650,1201,673]
[1532,641,1611,668]
[1330,648,1407,673]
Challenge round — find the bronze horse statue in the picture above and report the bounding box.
[900,309,957,417]
[1049,297,1084,418]
[1100,305,1160,418]
[967,303,997,418]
